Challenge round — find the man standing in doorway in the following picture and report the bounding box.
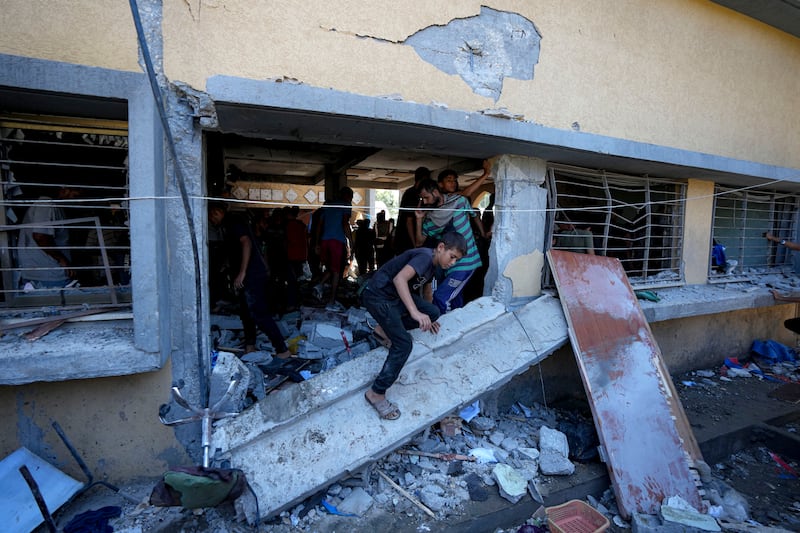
[313,186,353,311]
[415,179,483,313]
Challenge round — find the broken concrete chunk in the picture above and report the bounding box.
[468,416,495,435]
[537,427,575,475]
[492,463,527,504]
[538,425,569,456]
[419,489,447,512]
[488,431,505,446]
[336,487,373,516]
[209,351,250,412]
[240,350,273,364]
[516,447,540,461]
[660,496,721,531]
[500,437,519,451]
[538,450,575,476]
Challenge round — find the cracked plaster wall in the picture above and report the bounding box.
[161,0,799,171]
[0,0,140,72]
[1,2,798,169]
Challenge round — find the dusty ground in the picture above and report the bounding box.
[37,364,800,533]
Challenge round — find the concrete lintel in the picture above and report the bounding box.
[206,75,799,185]
[213,295,568,517]
[0,322,161,385]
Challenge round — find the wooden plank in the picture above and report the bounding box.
[547,250,703,518]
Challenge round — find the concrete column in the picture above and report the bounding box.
[486,155,548,306]
[324,168,348,202]
[682,179,714,285]
[128,79,168,357]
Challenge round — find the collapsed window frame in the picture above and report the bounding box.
[0,113,131,309]
[546,164,687,288]
[709,186,799,282]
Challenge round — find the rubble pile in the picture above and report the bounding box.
[209,304,381,409]
[264,400,613,530]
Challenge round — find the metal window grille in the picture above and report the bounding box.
[0,115,131,308]
[546,165,686,288]
[710,186,799,281]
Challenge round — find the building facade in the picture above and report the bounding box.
[0,0,798,481]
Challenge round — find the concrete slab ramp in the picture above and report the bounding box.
[212,295,568,517]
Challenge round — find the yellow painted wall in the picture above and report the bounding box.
[0,0,140,72]
[682,179,715,284]
[0,363,188,483]
[161,0,800,170]
[2,1,797,170]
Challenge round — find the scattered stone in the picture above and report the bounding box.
[337,487,373,516]
[660,496,721,532]
[537,425,574,475]
[492,463,527,504]
[469,416,496,435]
[517,447,540,461]
[464,473,488,502]
[489,431,506,446]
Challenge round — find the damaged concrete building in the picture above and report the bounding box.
[1,0,799,520]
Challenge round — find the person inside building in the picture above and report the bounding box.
[214,202,291,358]
[353,217,376,276]
[394,166,430,257]
[284,205,308,311]
[17,185,81,289]
[373,210,393,266]
[553,219,596,255]
[361,231,466,420]
[415,179,484,313]
[313,186,353,311]
[437,160,493,202]
[765,231,800,252]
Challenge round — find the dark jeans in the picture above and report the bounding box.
[362,287,440,395]
[242,274,288,353]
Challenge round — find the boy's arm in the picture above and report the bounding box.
[393,264,438,333]
[459,159,492,200]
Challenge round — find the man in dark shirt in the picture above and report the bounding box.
[361,231,466,420]
[222,207,291,359]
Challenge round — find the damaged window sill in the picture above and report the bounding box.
[638,282,787,323]
[0,317,162,386]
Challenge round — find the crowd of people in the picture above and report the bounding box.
[208,162,495,419]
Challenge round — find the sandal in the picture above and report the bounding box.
[365,392,401,420]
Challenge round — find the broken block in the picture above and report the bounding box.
[492,463,527,504]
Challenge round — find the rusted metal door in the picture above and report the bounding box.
[548,250,702,518]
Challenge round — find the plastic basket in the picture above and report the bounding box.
[546,499,610,533]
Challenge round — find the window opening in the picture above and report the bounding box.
[0,114,131,308]
[710,186,798,281]
[546,165,686,288]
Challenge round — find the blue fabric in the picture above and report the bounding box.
[751,339,797,363]
[711,243,727,267]
[433,268,475,314]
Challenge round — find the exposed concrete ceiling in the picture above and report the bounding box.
[215,103,800,193]
[218,135,486,191]
[711,0,800,38]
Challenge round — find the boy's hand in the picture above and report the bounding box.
[429,320,441,334]
[412,310,433,332]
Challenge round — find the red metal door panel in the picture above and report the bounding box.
[547,250,702,518]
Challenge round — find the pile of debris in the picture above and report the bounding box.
[209,305,381,409]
